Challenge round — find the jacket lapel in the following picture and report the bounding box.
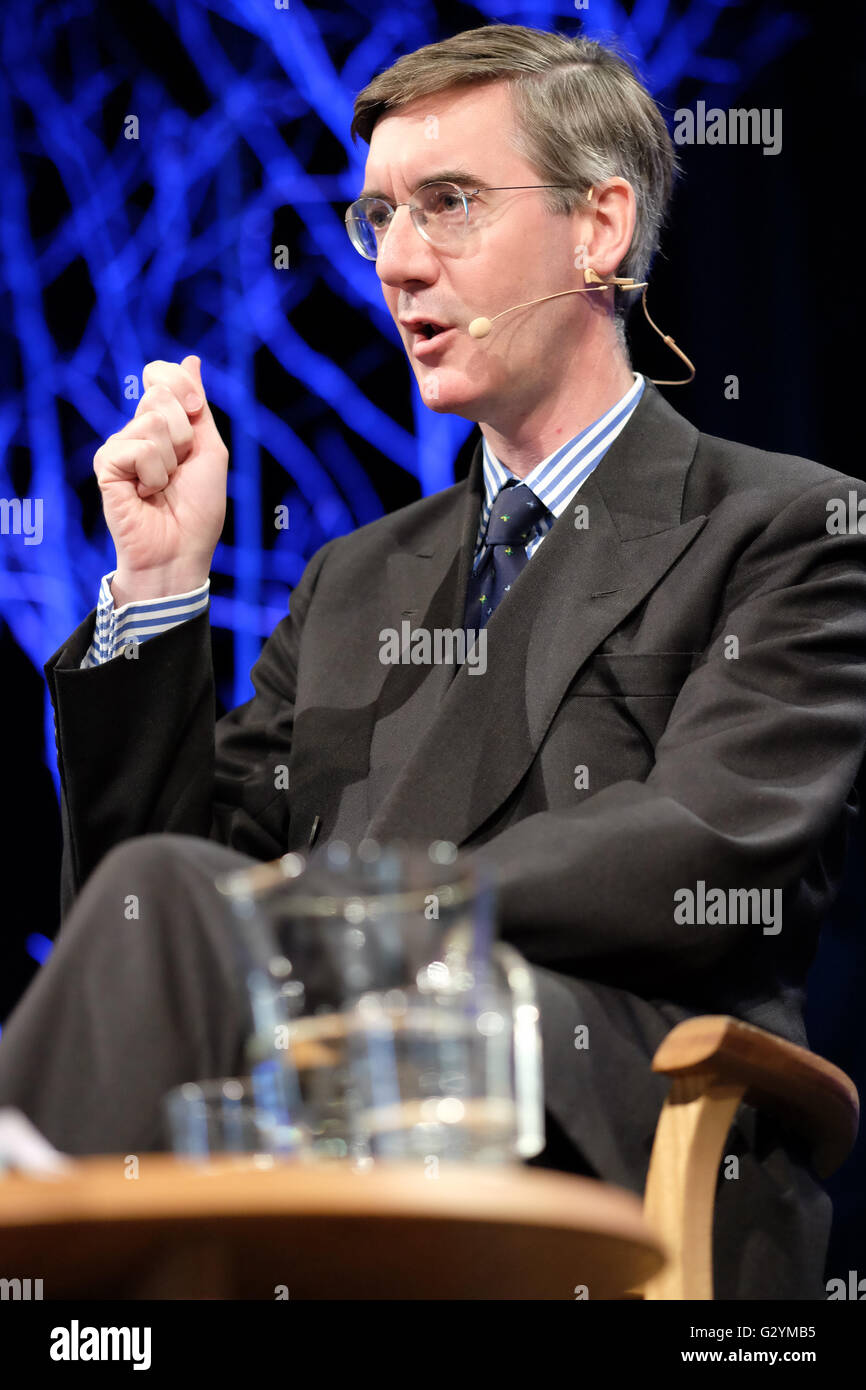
[362,449,484,821]
[365,382,707,847]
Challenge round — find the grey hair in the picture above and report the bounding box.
[351,24,680,355]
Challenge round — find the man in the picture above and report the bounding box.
[1,26,864,1299]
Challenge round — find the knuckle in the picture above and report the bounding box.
[140,360,173,392]
[93,435,114,467]
[139,409,168,435]
[146,382,174,405]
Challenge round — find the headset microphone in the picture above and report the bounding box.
[467,268,695,386]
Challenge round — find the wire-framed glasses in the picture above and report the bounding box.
[344,181,574,261]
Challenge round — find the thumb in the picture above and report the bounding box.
[182,354,203,391]
[181,355,218,431]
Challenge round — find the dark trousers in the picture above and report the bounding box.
[0,833,832,1299]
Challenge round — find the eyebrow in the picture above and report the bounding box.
[357,169,492,201]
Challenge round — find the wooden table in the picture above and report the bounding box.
[0,1155,666,1299]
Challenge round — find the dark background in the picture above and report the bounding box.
[1,0,863,1287]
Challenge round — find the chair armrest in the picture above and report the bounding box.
[651,1015,859,1179]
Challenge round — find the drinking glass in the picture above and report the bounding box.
[163,1073,307,1166]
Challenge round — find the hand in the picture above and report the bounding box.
[93,356,228,603]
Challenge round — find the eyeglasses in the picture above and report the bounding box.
[344,180,576,261]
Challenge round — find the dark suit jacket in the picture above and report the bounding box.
[45,380,866,1297]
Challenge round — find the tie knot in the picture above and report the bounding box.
[486,483,548,548]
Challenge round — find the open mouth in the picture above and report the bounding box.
[404,318,455,357]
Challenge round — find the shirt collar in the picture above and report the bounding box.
[480,372,645,520]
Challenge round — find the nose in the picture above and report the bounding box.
[375,203,438,289]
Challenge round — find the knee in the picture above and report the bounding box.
[72,834,225,935]
[95,832,253,890]
[98,832,207,872]
[67,835,253,988]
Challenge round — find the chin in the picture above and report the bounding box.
[415,370,487,418]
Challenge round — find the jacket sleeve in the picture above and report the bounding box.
[464,476,866,990]
[45,540,333,918]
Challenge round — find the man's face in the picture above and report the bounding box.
[362,81,590,424]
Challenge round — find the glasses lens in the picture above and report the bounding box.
[413,183,468,244]
[345,199,391,260]
[345,184,469,260]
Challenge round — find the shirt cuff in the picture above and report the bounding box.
[80,572,210,668]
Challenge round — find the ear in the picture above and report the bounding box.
[581,178,636,281]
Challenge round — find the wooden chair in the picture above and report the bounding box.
[636,1014,860,1299]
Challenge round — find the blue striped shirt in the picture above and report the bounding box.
[80,372,644,668]
[473,372,645,567]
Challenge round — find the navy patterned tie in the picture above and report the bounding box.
[463,481,550,638]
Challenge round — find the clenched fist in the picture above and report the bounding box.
[93,356,228,605]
